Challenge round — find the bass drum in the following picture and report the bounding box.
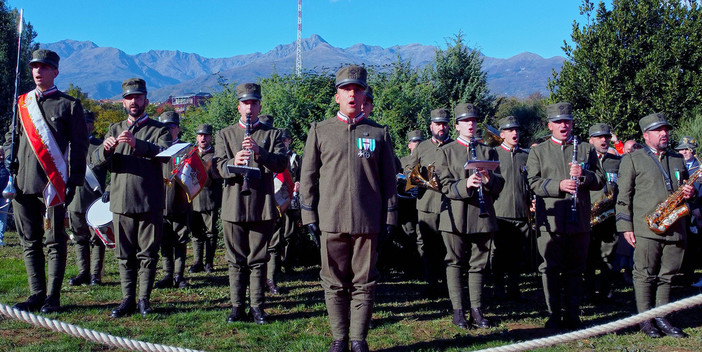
[85,198,115,249]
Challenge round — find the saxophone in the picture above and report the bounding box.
[590,190,615,226]
[645,166,702,234]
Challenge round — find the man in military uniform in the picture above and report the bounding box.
[213,83,287,324]
[585,123,621,302]
[67,110,108,287]
[492,116,530,300]
[526,102,604,329]
[300,65,397,352]
[266,128,300,294]
[405,109,452,297]
[92,78,172,317]
[189,124,222,274]
[400,130,424,171]
[675,137,702,286]
[396,130,423,274]
[6,49,88,313]
[616,113,693,338]
[155,111,192,289]
[436,103,504,329]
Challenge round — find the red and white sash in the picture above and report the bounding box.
[18,91,68,207]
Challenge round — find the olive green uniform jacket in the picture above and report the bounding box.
[68,136,107,213]
[300,116,398,232]
[4,90,88,192]
[406,138,453,214]
[526,138,605,233]
[213,123,288,222]
[192,146,222,213]
[493,144,529,219]
[615,148,688,240]
[436,138,504,234]
[92,118,172,214]
[590,153,621,205]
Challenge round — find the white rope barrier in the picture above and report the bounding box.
[0,303,205,352]
[474,293,702,352]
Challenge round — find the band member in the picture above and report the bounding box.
[526,102,604,329]
[266,128,300,294]
[585,123,621,302]
[155,111,192,289]
[68,110,107,287]
[93,78,172,317]
[300,65,397,352]
[675,136,702,286]
[189,124,222,274]
[406,109,452,297]
[436,103,503,329]
[213,83,287,324]
[616,113,694,338]
[492,116,529,300]
[6,49,88,313]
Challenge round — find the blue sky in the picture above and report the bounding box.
[8,0,601,59]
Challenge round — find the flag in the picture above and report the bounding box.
[172,149,208,202]
[273,169,294,213]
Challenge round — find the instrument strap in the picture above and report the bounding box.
[646,149,673,193]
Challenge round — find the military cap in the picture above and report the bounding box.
[675,136,698,151]
[430,108,451,123]
[236,83,262,101]
[639,112,672,132]
[454,103,480,122]
[407,130,424,143]
[588,123,611,137]
[281,128,292,140]
[335,65,367,88]
[121,78,147,97]
[498,116,521,130]
[196,124,213,135]
[83,109,95,124]
[259,114,274,126]
[159,111,180,125]
[29,49,60,69]
[364,85,374,102]
[546,102,573,121]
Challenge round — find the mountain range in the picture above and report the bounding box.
[40,34,565,102]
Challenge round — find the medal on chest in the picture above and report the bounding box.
[357,138,376,159]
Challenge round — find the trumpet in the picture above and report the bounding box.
[405,163,440,192]
[482,125,503,147]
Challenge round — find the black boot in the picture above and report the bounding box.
[68,273,90,286]
[154,275,174,289]
[452,309,468,329]
[90,275,102,286]
[110,298,136,318]
[639,320,663,338]
[266,279,280,295]
[654,317,687,338]
[138,299,153,317]
[350,340,369,352]
[13,294,46,312]
[226,306,244,323]
[174,275,188,289]
[40,295,61,314]
[188,262,204,273]
[470,307,492,328]
[251,306,267,324]
[328,339,349,352]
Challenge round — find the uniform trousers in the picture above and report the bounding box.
[585,217,618,297]
[537,231,589,316]
[69,210,105,278]
[13,193,67,300]
[493,217,528,292]
[416,211,446,284]
[632,236,685,313]
[161,214,190,278]
[321,232,378,342]
[224,220,273,308]
[441,231,492,310]
[267,209,297,280]
[190,210,219,266]
[114,211,163,301]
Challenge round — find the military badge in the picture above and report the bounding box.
[357,138,376,159]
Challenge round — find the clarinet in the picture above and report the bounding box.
[569,135,579,223]
[470,135,489,218]
[240,113,253,196]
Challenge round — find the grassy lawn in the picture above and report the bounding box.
[1,231,702,352]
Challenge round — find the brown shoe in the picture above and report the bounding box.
[328,339,349,352]
[452,309,468,329]
[470,307,492,328]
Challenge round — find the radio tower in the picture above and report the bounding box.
[296,0,302,76]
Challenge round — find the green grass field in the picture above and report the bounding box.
[1,231,702,352]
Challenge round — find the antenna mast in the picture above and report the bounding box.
[296,0,302,76]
